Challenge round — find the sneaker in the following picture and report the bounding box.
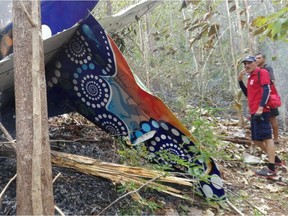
[275,161,287,173]
[275,160,286,166]
[255,167,277,178]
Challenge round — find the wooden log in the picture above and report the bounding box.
[0,141,194,200]
[50,150,194,186]
[221,136,252,146]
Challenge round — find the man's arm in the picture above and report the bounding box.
[238,70,247,97]
[256,68,271,114]
[259,84,270,107]
[256,84,270,114]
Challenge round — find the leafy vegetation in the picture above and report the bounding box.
[2,0,288,215]
[95,1,287,129]
[252,6,288,42]
[91,1,288,214]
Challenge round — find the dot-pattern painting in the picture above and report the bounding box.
[45,14,225,199]
[0,0,225,200]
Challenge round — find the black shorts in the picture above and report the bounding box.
[270,108,279,117]
[251,112,272,141]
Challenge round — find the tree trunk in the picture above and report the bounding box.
[106,0,112,16]
[242,0,256,53]
[143,14,151,89]
[13,1,54,214]
[225,0,237,92]
[235,0,244,53]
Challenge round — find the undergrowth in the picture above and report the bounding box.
[115,106,227,215]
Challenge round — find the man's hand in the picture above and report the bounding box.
[254,106,264,122]
[253,113,264,122]
[238,70,246,81]
[256,106,264,114]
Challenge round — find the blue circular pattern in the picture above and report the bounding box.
[151,120,159,128]
[142,123,151,132]
[73,74,110,109]
[135,130,143,138]
[95,112,128,136]
[131,119,195,164]
[65,33,92,66]
[45,16,225,199]
[89,63,95,70]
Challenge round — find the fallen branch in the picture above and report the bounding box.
[52,172,62,183]
[226,199,245,216]
[0,123,16,150]
[221,136,252,146]
[50,138,100,143]
[51,150,193,184]
[0,142,16,158]
[226,188,267,215]
[95,175,163,216]
[51,150,194,199]
[54,205,65,216]
[0,174,17,200]
[0,122,195,202]
[52,173,65,215]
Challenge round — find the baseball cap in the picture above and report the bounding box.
[241,55,256,63]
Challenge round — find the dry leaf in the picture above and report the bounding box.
[265,184,282,193]
[243,153,263,164]
[203,209,214,216]
[188,207,203,215]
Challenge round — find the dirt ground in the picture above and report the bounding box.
[0,113,288,215]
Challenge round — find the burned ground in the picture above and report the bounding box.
[1,113,288,215]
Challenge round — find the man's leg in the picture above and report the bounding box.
[253,140,267,152]
[253,113,277,176]
[263,138,275,164]
[269,116,279,142]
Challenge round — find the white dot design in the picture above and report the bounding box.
[99,30,115,76]
[202,184,214,198]
[47,61,62,88]
[210,174,223,189]
[148,124,186,159]
[201,174,223,198]
[95,113,127,136]
[73,74,110,108]
[65,31,92,65]
[42,24,52,40]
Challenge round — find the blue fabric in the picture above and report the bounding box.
[238,81,247,97]
[259,84,270,107]
[45,14,225,200]
[0,1,99,60]
[41,1,98,35]
[251,112,272,140]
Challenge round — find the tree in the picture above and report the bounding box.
[13,1,54,214]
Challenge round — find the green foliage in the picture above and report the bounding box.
[117,137,151,167]
[117,196,162,215]
[252,7,288,42]
[117,182,137,194]
[181,106,228,161]
[94,0,139,19]
[115,107,230,213]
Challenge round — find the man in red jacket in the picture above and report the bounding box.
[255,53,280,144]
[238,56,284,177]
